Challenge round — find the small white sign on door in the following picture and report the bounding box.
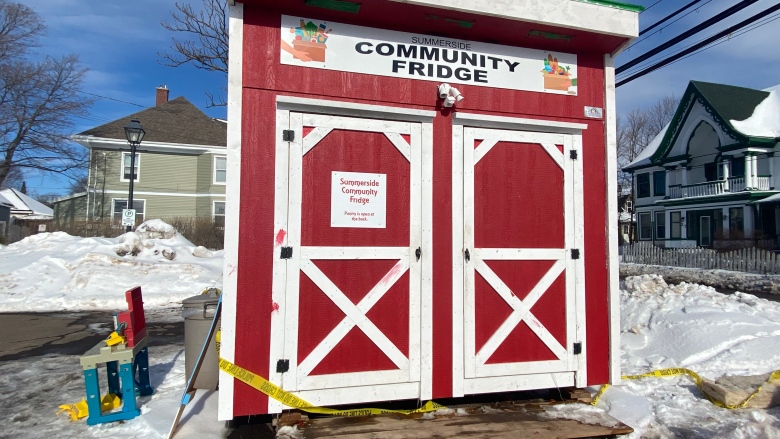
[331,171,386,228]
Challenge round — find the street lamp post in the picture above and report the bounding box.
[123,119,145,232]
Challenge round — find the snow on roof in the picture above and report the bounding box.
[762,83,780,93]
[0,188,53,216]
[625,122,669,169]
[0,192,13,208]
[730,90,780,138]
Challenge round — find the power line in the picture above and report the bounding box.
[640,0,702,35]
[617,0,760,74]
[619,10,780,80]
[641,0,664,14]
[617,2,780,87]
[625,0,713,53]
[79,91,146,108]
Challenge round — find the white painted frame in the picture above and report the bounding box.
[213,155,227,185]
[218,2,243,421]
[605,54,621,385]
[452,113,586,396]
[119,152,140,183]
[270,99,434,412]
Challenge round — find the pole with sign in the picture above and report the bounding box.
[122,209,136,227]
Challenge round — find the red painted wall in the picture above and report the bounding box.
[233,2,613,416]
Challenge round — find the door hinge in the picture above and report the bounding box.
[570,249,580,259]
[415,247,421,261]
[573,342,582,355]
[570,150,578,160]
[276,359,290,373]
[280,246,293,259]
[282,130,295,142]
[464,248,470,262]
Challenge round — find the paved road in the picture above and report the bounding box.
[0,311,184,361]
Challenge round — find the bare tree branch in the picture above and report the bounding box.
[160,0,228,107]
[0,3,92,187]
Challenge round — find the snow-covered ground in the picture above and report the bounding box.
[2,223,780,438]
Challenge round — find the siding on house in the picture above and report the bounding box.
[53,194,88,227]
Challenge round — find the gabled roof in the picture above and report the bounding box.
[0,188,53,216]
[624,80,778,172]
[78,97,226,147]
[0,192,13,208]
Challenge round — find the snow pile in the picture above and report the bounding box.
[731,90,780,138]
[551,275,780,438]
[0,221,223,312]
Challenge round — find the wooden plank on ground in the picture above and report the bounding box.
[702,374,780,409]
[299,403,633,439]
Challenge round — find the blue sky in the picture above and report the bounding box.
[24,0,780,195]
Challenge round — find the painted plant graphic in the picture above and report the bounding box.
[541,53,577,92]
[282,19,331,63]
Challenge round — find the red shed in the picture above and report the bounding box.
[219,0,640,419]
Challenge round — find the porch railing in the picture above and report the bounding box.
[667,175,771,199]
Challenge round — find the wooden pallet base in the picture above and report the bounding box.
[297,402,632,439]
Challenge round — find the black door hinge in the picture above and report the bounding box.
[465,249,470,262]
[570,249,580,259]
[570,150,578,160]
[276,359,289,373]
[280,246,293,259]
[282,130,294,142]
[573,342,582,355]
[415,247,421,261]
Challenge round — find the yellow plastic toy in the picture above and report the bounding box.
[57,394,121,421]
[104,331,127,347]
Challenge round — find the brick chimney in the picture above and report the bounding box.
[156,85,169,106]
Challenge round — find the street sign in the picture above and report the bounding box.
[122,209,136,227]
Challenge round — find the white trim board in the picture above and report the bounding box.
[276,96,436,122]
[604,54,620,385]
[387,0,638,39]
[219,1,243,422]
[95,189,225,198]
[454,112,587,134]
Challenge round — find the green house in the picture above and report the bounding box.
[53,88,227,228]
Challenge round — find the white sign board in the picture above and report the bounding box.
[122,209,136,227]
[37,224,46,232]
[281,15,578,95]
[331,171,386,228]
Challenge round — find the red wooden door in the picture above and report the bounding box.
[458,126,585,395]
[273,110,423,408]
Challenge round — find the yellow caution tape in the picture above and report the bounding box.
[591,368,780,410]
[219,358,446,416]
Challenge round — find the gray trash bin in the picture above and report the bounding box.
[182,290,220,390]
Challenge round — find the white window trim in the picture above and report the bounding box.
[120,152,141,183]
[213,200,226,220]
[214,155,227,185]
[654,211,665,240]
[111,198,146,223]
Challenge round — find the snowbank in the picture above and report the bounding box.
[551,275,780,438]
[621,263,780,295]
[0,221,223,312]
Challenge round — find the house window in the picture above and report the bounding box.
[214,156,227,184]
[637,173,650,198]
[670,211,682,239]
[214,201,225,227]
[729,207,744,234]
[655,211,665,240]
[112,199,145,225]
[653,171,666,196]
[731,160,745,178]
[639,212,652,240]
[121,152,140,182]
[704,162,717,181]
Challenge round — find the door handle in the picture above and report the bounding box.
[465,249,470,262]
